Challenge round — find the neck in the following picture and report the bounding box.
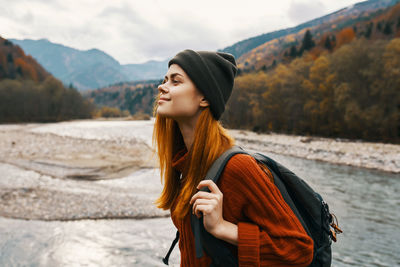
[176,112,202,150]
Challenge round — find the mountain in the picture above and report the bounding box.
[84,0,400,143]
[0,36,93,122]
[220,0,400,59]
[0,36,50,81]
[226,0,400,72]
[9,38,167,91]
[89,0,400,112]
[122,59,169,81]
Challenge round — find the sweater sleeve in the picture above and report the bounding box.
[219,154,314,267]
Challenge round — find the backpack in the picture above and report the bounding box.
[163,146,342,266]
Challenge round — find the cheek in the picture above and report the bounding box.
[171,97,200,114]
[157,91,201,118]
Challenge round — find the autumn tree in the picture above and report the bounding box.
[0,77,93,122]
[222,37,399,143]
[335,27,356,48]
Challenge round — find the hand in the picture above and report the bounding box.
[189,180,224,236]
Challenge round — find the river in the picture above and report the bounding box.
[1,150,399,266]
[0,120,399,266]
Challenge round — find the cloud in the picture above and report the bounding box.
[21,11,35,24]
[288,0,326,24]
[97,3,146,26]
[91,2,223,63]
[0,0,361,64]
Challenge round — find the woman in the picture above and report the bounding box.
[153,49,314,266]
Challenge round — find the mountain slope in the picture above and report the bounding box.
[235,0,400,71]
[0,36,50,81]
[221,0,400,59]
[9,39,120,78]
[10,38,167,91]
[83,80,159,116]
[122,59,169,81]
[0,35,93,122]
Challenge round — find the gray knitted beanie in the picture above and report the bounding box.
[168,49,237,120]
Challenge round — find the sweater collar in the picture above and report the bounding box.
[172,148,188,173]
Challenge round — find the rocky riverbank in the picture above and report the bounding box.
[0,119,398,221]
[0,120,167,220]
[231,130,400,174]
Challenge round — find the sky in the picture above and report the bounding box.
[0,0,363,64]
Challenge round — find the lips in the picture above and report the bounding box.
[159,97,170,101]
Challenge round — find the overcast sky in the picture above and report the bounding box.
[0,0,363,64]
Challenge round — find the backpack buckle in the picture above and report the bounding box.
[329,213,343,242]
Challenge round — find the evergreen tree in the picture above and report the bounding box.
[365,22,373,39]
[289,45,298,58]
[383,21,393,35]
[377,21,383,31]
[324,36,333,51]
[7,53,13,63]
[300,30,315,55]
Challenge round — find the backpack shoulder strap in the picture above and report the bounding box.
[192,145,248,260]
[252,153,311,237]
[163,146,246,266]
[163,231,179,265]
[202,145,248,186]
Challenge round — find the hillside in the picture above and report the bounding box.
[234,0,400,72]
[221,0,400,60]
[0,36,93,122]
[10,38,167,91]
[83,80,159,116]
[0,36,50,81]
[122,59,169,81]
[214,2,400,143]
[220,35,400,143]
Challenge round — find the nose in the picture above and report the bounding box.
[158,83,169,94]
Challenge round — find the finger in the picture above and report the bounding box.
[193,204,212,218]
[197,180,222,194]
[190,191,217,204]
[192,199,217,214]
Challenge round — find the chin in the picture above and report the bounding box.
[156,108,171,118]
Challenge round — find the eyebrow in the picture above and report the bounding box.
[164,73,184,80]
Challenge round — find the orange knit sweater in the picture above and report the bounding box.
[170,150,314,267]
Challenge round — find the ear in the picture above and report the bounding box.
[199,97,209,107]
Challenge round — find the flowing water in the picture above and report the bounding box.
[0,120,399,266]
[1,152,399,267]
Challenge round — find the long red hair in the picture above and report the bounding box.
[153,106,234,219]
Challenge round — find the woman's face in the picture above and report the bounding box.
[157,64,208,122]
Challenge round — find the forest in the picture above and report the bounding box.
[0,37,93,122]
[222,37,400,143]
[0,77,93,122]
[84,81,158,117]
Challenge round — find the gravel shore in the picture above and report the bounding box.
[0,119,398,221]
[0,120,166,221]
[232,130,400,174]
